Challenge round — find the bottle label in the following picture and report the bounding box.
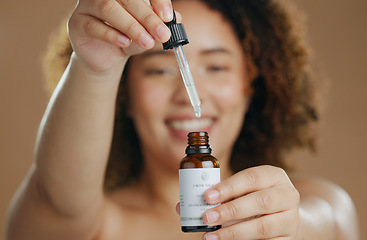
[179,168,221,226]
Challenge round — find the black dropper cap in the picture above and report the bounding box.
[162,11,189,50]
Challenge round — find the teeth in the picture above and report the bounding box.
[169,118,213,131]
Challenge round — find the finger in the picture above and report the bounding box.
[174,10,182,23]
[79,0,168,48]
[204,165,290,204]
[203,184,299,226]
[149,0,173,22]
[78,0,154,49]
[118,0,172,41]
[203,210,299,240]
[69,14,131,48]
[175,202,180,215]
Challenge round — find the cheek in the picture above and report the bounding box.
[128,78,178,123]
[209,75,249,112]
[128,80,169,120]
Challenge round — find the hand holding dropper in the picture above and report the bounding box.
[162,11,202,118]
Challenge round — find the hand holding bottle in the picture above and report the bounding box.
[178,165,300,240]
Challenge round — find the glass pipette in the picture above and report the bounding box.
[163,11,202,118]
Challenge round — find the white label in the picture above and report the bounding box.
[179,168,221,226]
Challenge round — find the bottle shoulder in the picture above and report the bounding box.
[180,154,220,169]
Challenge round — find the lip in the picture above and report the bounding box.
[165,115,215,140]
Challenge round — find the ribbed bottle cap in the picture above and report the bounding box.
[185,148,212,154]
[162,11,189,50]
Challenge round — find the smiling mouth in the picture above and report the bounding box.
[168,118,214,131]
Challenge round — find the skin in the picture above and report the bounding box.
[126,0,249,175]
[5,0,359,240]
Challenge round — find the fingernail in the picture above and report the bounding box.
[205,210,219,224]
[156,24,170,41]
[162,6,173,22]
[207,189,220,202]
[204,233,219,240]
[118,35,130,46]
[140,33,154,48]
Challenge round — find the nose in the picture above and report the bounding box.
[172,77,192,106]
[171,68,204,108]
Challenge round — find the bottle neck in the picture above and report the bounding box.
[186,132,212,154]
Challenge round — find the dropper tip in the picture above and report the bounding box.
[194,106,202,118]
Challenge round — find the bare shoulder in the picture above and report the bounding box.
[292,175,360,239]
[292,175,355,206]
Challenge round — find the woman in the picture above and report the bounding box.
[5,0,359,239]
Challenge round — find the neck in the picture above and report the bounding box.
[137,156,180,212]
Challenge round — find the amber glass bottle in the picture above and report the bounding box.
[179,132,221,232]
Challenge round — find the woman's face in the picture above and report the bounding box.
[127,0,250,170]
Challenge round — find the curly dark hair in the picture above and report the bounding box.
[43,0,318,191]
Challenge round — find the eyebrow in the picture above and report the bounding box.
[200,48,232,56]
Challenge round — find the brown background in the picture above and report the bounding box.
[1,0,366,239]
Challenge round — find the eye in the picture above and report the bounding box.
[207,65,229,72]
[144,68,169,75]
[143,66,178,77]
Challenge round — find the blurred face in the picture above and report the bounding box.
[127,0,250,170]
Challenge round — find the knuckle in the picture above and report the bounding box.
[276,166,287,177]
[269,165,290,184]
[217,228,237,240]
[272,165,287,179]
[224,202,239,219]
[257,191,273,211]
[221,180,235,196]
[141,12,158,25]
[257,218,272,238]
[126,20,141,35]
[99,0,116,16]
[85,19,98,35]
[266,165,283,173]
[243,168,259,187]
[102,28,113,42]
[119,0,133,7]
